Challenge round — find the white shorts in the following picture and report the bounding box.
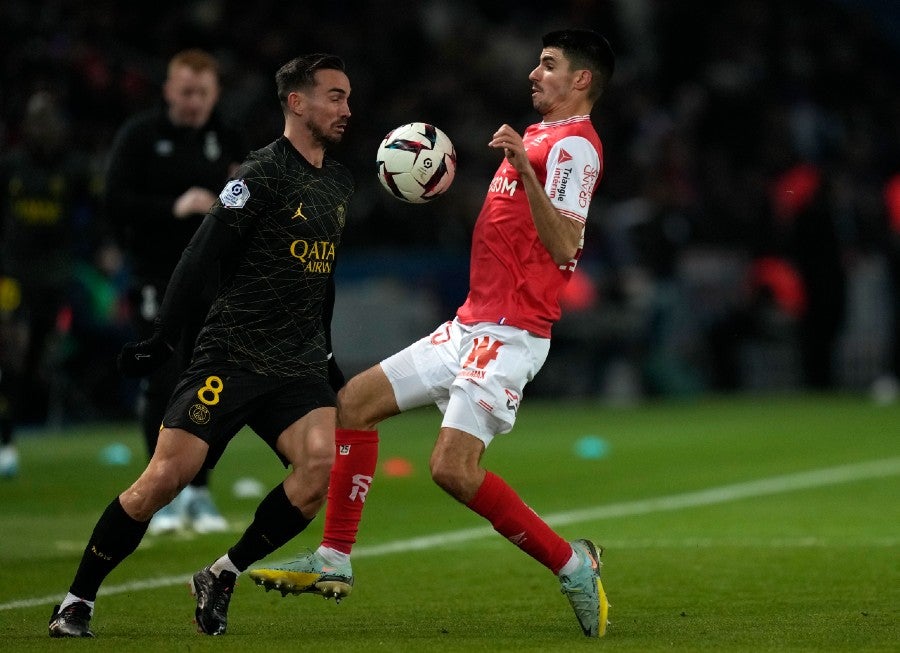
[380,318,550,446]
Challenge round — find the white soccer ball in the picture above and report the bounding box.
[376,122,456,203]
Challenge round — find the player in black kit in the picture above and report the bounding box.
[49,53,353,638]
[105,49,246,534]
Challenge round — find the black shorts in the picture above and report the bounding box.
[163,357,336,468]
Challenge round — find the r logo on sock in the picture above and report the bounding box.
[349,474,373,502]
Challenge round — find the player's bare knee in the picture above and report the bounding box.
[285,437,333,489]
[429,463,454,495]
[306,447,334,482]
[284,464,329,515]
[122,464,183,519]
[336,368,396,430]
[308,429,336,468]
[429,455,466,501]
[144,460,182,495]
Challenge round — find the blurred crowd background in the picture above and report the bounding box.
[1,0,899,429]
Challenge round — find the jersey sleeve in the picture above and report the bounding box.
[208,156,275,236]
[543,135,601,224]
[155,213,245,341]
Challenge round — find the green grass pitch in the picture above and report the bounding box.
[1,394,898,651]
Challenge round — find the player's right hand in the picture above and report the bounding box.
[117,329,174,377]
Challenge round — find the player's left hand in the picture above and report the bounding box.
[117,329,174,377]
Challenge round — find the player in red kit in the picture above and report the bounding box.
[252,29,614,638]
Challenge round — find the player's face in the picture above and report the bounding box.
[164,65,220,128]
[528,48,578,117]
[304,69,351,146]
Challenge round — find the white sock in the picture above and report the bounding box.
[316,546,350,566]
[60,593,94,616]
[209,554,240,577]
[557,549,580,577]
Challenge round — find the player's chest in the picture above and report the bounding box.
[272,179,349,239]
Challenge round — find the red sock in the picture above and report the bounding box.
[321,428,379,554]
[467,471,572,574]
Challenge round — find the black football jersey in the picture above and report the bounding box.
[195,136,353,378]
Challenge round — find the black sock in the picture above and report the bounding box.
[70,498,149,601]
[227,484,311,571]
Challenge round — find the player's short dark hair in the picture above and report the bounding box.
[542,29,615,102]
[276,53,346,109]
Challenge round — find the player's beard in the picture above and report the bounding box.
[308,119,344,147]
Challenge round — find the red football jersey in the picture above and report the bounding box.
[456,116,603,337]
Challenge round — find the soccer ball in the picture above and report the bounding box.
[376,122,456,203]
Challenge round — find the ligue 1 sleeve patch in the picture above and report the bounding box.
[219,178,250,208]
